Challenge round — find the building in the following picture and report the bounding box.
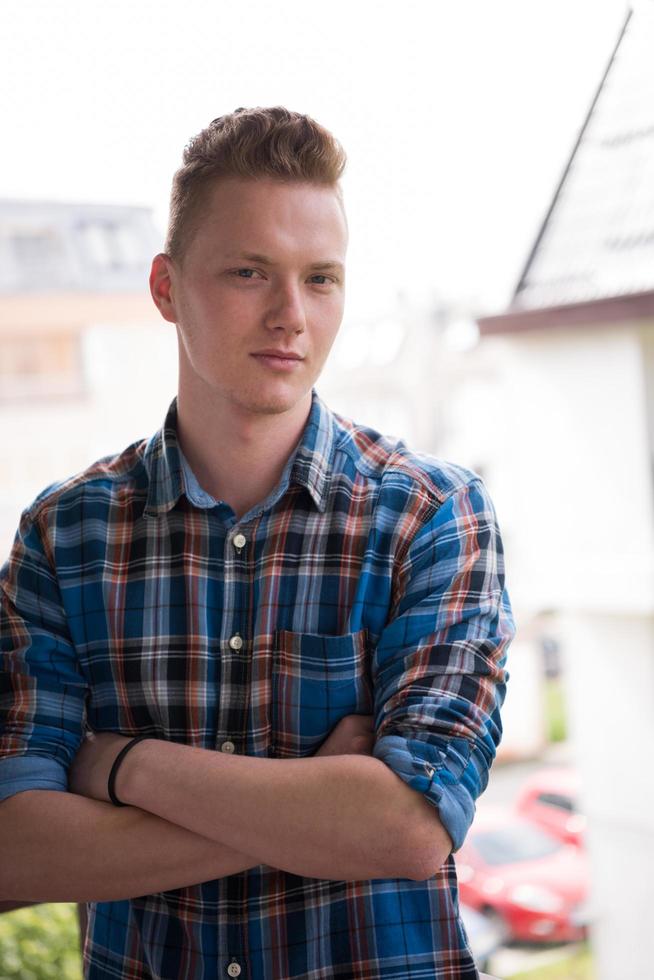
[0,200,175,556]
[476,7,654,979]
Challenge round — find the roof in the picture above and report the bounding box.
[479,4,654,333]
[0,199,162,294]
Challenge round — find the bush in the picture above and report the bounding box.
[544,677,567,743]
[508,942,594,979]
[0,903,83,980]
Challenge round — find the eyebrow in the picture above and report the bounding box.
[225,251,344,273]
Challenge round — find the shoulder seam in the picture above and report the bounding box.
[26,440,149,525]
[333,420,482,506]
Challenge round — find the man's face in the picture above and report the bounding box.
[156,176,348,418]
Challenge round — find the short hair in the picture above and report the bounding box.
[165,106,347,261]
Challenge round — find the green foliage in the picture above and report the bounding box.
[544,677,567,743]
[508,942,595,979]
[0,903,83,980]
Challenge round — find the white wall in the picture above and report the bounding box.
[0,323,177,558]
[560,610,654,980]
[494,635,546,761]
[449,317,654,980]
[441,322,654,616]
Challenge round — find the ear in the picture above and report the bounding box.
[149,253,179,324]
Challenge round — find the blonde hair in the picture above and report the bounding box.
[165,106,347,261]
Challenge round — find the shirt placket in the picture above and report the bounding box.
[217,522,252,979]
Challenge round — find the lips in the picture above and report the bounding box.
[250,350,306,372]
[251,349,304,359]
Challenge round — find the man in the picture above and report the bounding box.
[0,107,514,979]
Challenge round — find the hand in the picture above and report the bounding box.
[68,731,133,803]
[314,714,375,758]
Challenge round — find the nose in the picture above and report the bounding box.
[264,280,306,334]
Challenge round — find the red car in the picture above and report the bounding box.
[454,806,589,944]
[515,767,586,848]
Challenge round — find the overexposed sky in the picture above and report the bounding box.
[1,0,630,318]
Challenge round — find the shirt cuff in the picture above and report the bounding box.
[0,755,68,802]
[373,734,480,851]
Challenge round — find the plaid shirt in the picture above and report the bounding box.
[0,390,514,980]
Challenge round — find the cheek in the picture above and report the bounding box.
[316,299,344,347]
[180,292,248,348]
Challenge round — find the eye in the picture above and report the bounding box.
[309,274,334,285]
[234,268,259,279]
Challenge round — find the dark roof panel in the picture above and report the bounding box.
[512,6,654,311]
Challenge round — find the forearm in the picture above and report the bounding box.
[0,789,262,903]
[118,742,444,881]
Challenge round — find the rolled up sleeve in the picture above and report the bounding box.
[372,477,515,852]
[0,506,87,802]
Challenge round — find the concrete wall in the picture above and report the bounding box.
[560,610,654,980]
[0,322,177,557]
[460,317,654,980]
[441,323,654,615]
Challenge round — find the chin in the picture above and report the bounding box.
[233,384,311,417]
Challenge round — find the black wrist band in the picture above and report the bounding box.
[108,735,152,807]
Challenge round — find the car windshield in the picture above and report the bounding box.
[537,791,575,812]
[471,824,562,865]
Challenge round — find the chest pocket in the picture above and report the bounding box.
[271,629,373,758]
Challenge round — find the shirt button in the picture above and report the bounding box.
[221,740,235,754]
[233,533,247,550]
[227,962,242,977]
[229,634,243,651]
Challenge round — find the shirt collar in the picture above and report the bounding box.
[142,397,186,517]
[289,388,335,512]
[143,389,336,518]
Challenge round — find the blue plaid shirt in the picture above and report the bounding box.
[0,390,514,979]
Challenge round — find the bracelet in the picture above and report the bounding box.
[108,735,152,807]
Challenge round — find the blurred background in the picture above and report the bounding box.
[1,1,653,978]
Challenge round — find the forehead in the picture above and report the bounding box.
[189,177,348,259]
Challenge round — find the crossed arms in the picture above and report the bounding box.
[0,715,450,904]
[0,477,513,904]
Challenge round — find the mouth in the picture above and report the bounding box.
[251,349,304,360]
[250,350,305,371]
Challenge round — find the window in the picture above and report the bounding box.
[77,221,144,270]
[0,332,84,400]
[10,229,66,284]
[536,792,575,813]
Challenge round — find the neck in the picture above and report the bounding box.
[175,385,312,521]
